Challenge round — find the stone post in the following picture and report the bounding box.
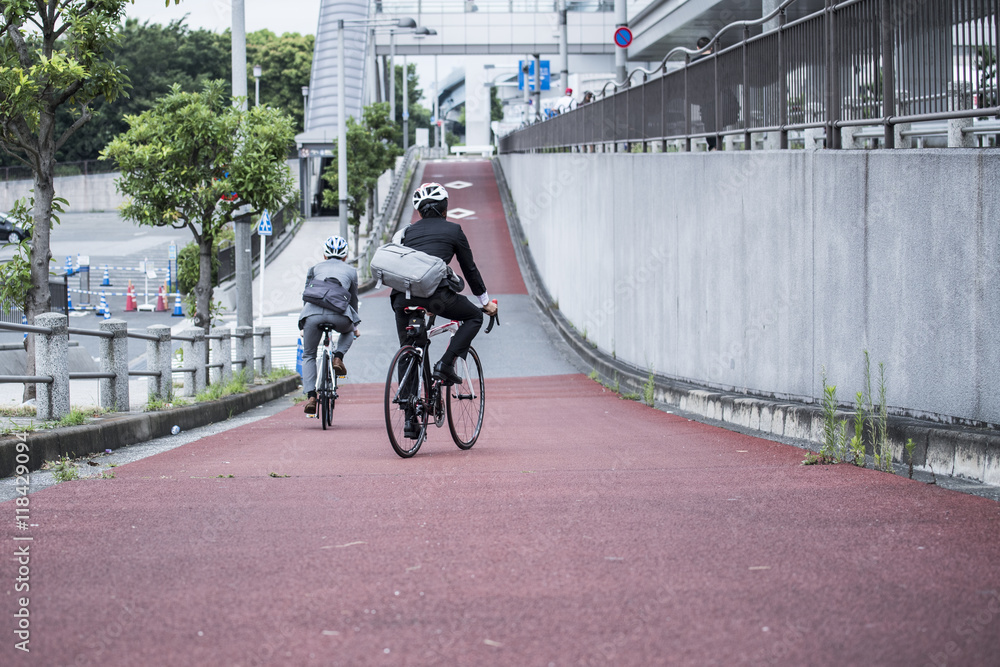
[181,328,207,397]
[99,318,129,412]
[210,326,233,385]
[146,324,172,403]
[948,118,976,148]
[841,126,862,149]
[234,326,254,378]
[35,312,69,421]
[894,123,912,149]
[255,326,271,376]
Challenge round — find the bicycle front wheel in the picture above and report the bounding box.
[385,345,428,458]
[447,347,485,449]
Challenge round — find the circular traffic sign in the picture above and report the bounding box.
[614,26,632,48]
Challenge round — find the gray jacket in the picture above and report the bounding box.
[298,258,361,325]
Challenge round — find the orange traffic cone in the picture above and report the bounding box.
[155,284,166,312]
[125,281,137,311]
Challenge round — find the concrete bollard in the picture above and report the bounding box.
[145,324,172,403]
[234,326,254,378]
[255,326,271,376]
[948,118,976,148]
[99,318,129,412]
[35,312,70,421]
[210,326,232,385]
[181,328,207,397]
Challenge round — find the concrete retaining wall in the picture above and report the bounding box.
[498,150,1000,427]
[0,159,301,212]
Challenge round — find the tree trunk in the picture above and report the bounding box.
[194,235,214,332]
[23,130,56,402]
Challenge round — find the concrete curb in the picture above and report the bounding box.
[0,375,300,478]
[491,158,1000,487]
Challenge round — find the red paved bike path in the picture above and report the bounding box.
[4,158,1000,666]
[6,377,1000,666]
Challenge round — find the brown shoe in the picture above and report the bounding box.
[303,396,317,415]
[332,357,347,377]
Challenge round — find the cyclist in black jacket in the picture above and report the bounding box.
[392,182,499,385]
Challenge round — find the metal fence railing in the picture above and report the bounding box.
[217,203,299,284]
[0,159,118,182]
[0,279,69,325]
[354,145,421,286]
[500,0,1000,152]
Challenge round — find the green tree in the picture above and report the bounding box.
[0,0,156,399]
[321,102,400,245]
[55,18,230,163]
[246,29,314,131]
[102,81,295,330]
[392,62,431,149]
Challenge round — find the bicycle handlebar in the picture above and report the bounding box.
[484,299,499,334]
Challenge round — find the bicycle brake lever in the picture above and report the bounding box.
[484,299,499,333]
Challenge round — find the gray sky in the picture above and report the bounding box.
[126,0,323,35]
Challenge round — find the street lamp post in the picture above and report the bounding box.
[301,85,310,218]
[402,53,409,151]
[337,17,418,244]
[389,30,396,124]
[253,64,262,107]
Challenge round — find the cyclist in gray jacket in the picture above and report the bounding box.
[299,235,360,415]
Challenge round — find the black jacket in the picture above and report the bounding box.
[401,214,487,297]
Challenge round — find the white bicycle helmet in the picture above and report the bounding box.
[412,182,449,211]
[323,235,349,259]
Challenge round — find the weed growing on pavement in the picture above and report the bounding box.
[810,351,896,471]
[56,409,92,427]
[264,366,295,383]
[196,370,251,402]
[849,391,866,466]
[100,470,116,479]
[820,368,848,462]
[0,405,35,418]
[643,371,655,407]
[873,361,892,472]
[905,438,917,478]
[588,369,599,381]
[621,392,641,401]
[45,455,80,482]
[269,472,290,478]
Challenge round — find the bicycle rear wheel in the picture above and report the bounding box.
[447,347,485,449]
[385,345,428,458]
[319,353,333,430]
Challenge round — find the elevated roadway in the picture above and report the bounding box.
[1,159,998,666]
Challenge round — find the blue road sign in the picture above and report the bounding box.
[518,60,550,91]
[258,210,273,236]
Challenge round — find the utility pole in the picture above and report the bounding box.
[232,0,252,330]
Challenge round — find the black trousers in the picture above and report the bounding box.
[392,287,483,365]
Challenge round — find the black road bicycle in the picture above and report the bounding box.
[313,323,342,430]
[384,304,498,458]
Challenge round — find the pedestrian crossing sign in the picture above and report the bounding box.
[258,210,272,236]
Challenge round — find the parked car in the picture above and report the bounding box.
[0,213,30,243]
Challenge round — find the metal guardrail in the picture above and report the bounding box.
[354,145,422,285]
[500,0,1000,152]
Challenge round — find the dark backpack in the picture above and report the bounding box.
[302,276,350,314]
